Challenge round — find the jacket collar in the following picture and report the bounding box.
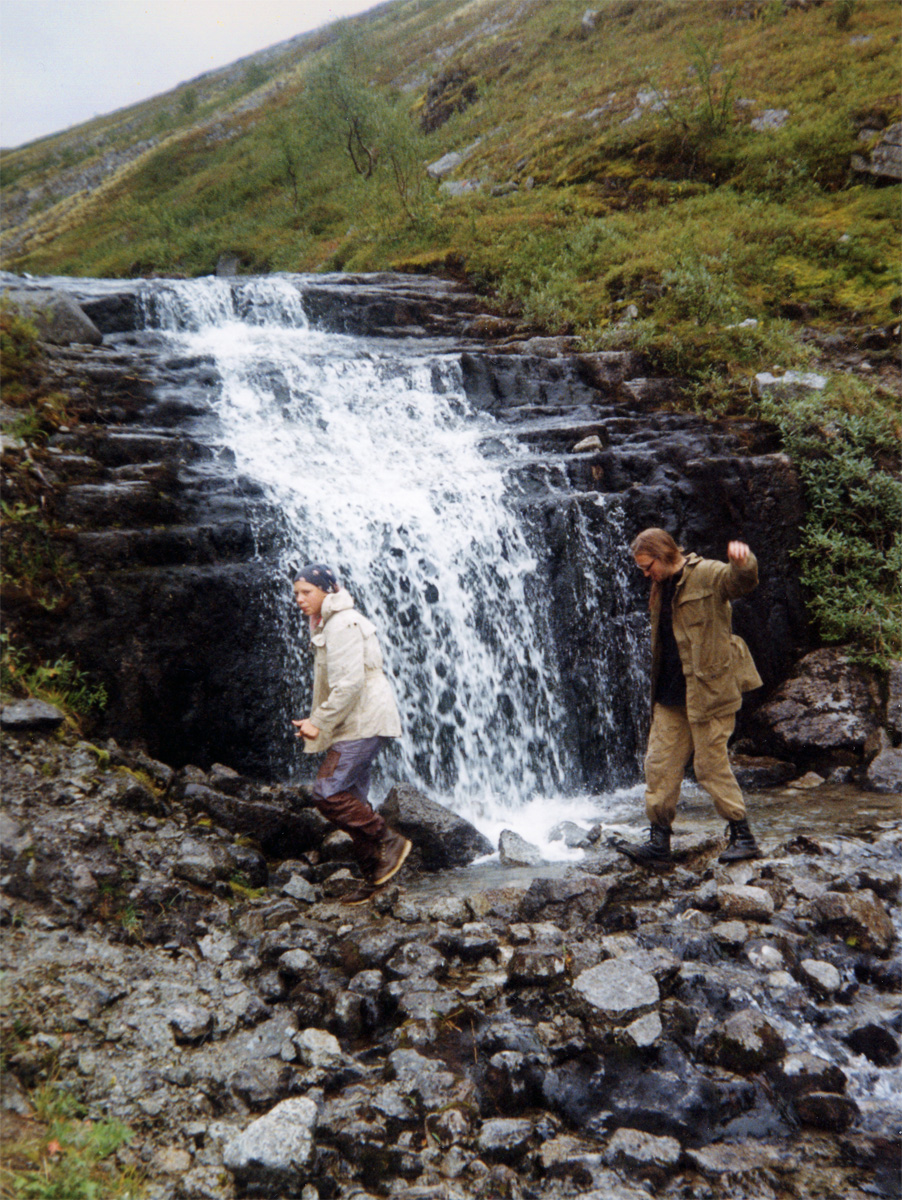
[674,553,701,590]
[320,588,355,623]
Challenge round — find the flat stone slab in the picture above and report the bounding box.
[572,960,659,1022]
[1,700,66,731]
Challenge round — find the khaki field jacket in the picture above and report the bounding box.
[650,552,762,724]
[305,589,402,754]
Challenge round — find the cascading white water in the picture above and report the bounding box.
[143,275,576,830]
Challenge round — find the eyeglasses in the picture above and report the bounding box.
[635,560,656,576]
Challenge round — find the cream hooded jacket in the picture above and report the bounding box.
[304,589,402,754]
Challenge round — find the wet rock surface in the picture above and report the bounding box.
[2,728,899,1200]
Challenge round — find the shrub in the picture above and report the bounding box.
[757,376,901,668]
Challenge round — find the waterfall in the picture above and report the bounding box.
[140,275,586,830]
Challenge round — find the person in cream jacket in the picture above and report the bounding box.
[291,563,409,903]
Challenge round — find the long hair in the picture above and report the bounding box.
[630,528,683,608]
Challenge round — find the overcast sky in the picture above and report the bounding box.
[1,0,377,150]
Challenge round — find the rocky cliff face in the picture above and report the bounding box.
[2,273,818,786]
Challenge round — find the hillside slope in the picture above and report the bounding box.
[2,2,898,336]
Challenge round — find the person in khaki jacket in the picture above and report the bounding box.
[615,529,763,866]
[291,563,411,904]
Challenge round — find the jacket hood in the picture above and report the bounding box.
[321,588,355,621]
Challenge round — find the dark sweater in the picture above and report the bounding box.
[655,570,687,707]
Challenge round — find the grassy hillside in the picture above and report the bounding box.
[1,0,900,665]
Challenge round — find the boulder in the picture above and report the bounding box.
[167,1003,214,1044]
[866,744,902,795]
[499,829,543,866]
[181,784,328,858]
[717,884,775,922]
[603,1127,681,1172]
[700,1009,786,1073]
[751,108,790,131]
[794,1092,860,1132]
[811,889,895,955]
[756,648,882,753]
[730,754,797,789]
[851,121,902,181]
[518,874,612,926]
[886,661,902,737]
[222,1096,318,1195]
[477,1117,536,1164]
[506,946,567,986]
[844,1023,900,1067]
[769,1052,846,1100]
[572,960,659,1025]
[799,958,842,998]
[0,700,66,732]
[1,287,103,345]
[379,783,493,869]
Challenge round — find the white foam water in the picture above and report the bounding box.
[143,275,582,822]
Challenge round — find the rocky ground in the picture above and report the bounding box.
[1,713,899,1200]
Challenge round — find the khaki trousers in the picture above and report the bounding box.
[644,703,746,826]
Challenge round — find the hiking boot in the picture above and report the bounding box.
[718,818,760,863]
[613,823,672,865]
[372,829,412,886]
[340,882,380,906]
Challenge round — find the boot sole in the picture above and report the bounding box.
[718,849,761,863]
[340,886,381,906]
[373,837,412,886]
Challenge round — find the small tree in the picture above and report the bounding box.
[295,26,430,222]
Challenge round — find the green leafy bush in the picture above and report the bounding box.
[758,376,901,667]
[1,633,108,718]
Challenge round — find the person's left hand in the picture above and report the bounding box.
[292,718,320,740]
[727,540,751,566]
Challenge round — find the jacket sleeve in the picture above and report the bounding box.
[709,552,758,601]
[309,617,365,735]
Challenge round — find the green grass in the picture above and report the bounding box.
[0,1084,143,1200]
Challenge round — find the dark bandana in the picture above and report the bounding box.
[296,563,339,593]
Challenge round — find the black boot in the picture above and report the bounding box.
[614,823,672,865]
[718,818,760,863]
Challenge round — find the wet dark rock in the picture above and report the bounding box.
[730,753,798,789]
[768,1052,847,1100]
[756,648,883,757]
[844,1022,900,1067]
[794,1091,860,1132]
[518,873,612,926]
[811,889,895,955]
[379,783,494,869]
[699,1009,786,1073]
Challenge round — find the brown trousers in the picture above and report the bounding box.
[312,740,386,874]
[644,703,746,826]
